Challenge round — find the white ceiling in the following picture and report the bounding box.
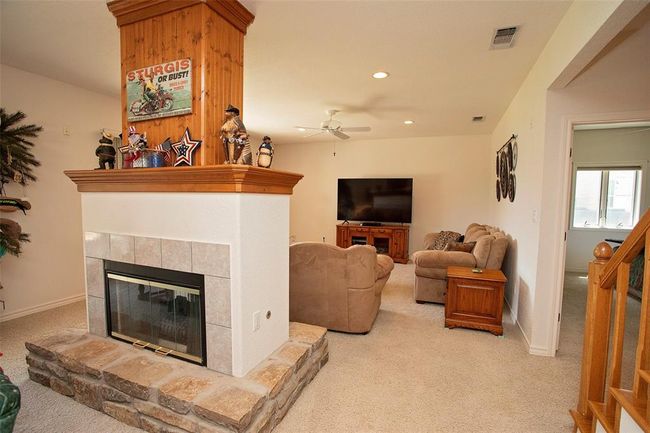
[0,0,572,144]
[0,0,121,97]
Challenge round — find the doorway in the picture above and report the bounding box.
[555,122,650,374]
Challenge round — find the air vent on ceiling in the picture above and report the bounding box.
[473,116,485,122]
[491,26,518,49]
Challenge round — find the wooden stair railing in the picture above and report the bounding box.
[571,209,650,433]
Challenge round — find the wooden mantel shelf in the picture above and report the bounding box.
[64,165,303,194]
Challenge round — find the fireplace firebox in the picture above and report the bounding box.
[104,260,206,365]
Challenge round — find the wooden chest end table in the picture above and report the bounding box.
[445,266,507,336]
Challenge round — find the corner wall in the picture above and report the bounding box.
[490,1,649,353]
[273,134,493,256]
[0,64,121,321]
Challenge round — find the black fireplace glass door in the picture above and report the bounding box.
[106,273,203,364]
[148,280,203,360]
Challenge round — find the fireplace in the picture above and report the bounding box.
[104,260,206,366]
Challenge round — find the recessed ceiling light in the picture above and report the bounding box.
[372,71,389,79]
[403,120,415,125]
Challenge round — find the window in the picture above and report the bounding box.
[572,167,642,230]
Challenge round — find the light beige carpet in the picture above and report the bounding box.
[0,264,632,433]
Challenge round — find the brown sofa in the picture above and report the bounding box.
[289,242,394,333]
[412,224,508,304]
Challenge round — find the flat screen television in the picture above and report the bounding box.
[337,178,413,224]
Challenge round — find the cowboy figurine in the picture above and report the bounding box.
[95,131,116,169]
[220,104,252,165]
[257,136,274,168]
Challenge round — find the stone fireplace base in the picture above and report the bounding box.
[25,322,328,433]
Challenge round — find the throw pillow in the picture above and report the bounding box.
[427,231,462,250]
[444,241,477,253]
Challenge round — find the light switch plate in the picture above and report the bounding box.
[253,311,261,331]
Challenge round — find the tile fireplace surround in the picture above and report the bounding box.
[25,166,329,433]
[84,232,232,374]
[61,165,305,378]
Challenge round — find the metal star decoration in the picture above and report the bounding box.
[172,128,202,166]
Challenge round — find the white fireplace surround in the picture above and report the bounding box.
[84,232,232,374]
[80,192,291,378]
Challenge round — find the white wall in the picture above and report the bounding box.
[81,192,291,377]
[565,127,650,273]
[490,1,650,354]
[0,64,120,321]
[273,134,493,256]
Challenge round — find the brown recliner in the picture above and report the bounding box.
[289,243,394,333]
[412,224,508,304]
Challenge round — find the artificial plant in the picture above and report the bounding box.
[0,108,42,256]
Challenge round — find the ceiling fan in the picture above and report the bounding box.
[295,109,371,140]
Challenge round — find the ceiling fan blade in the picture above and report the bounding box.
[295,126,323,131]
[304,131,325,138]
[330,130,350,140]
[340,126,371,132]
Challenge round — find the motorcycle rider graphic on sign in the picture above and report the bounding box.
[127,58,192,122]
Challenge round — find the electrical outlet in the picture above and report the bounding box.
[63,127,71,136]
[253,311,261,332]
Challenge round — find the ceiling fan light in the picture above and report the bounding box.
[403,120,415,125]
[297,127,306,132]
[372,71,389,79]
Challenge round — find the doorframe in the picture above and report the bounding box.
[550,110,650,353]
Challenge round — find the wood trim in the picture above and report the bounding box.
[600,209,650,289]
[568,409,592,433]
[575,257,613,418]
[605,262,630,415]
[204,0,255,34]
[633,231,650,401]
[446,266,507,283]
[64,165,303,194]
[609,388,649,432]
[588,401,615,433]
[107,0,255,33]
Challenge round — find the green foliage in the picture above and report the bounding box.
[0,108,42,185]
[0,108,41,259]
[0,225,29,256]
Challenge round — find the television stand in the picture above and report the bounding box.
[336,223,409,264]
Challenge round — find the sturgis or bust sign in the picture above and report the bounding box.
[126,59,192,122]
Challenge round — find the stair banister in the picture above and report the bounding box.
[571,209,650,432]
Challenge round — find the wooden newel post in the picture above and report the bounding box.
[575,242,614,419]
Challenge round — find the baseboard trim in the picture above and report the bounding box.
[504,296,542,355]
[529,344,555,356]
[0,293,85,323]
[504,296,516,325]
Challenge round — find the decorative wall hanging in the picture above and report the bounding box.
[172,127,202,166]
[126,58,192,122]
[496,134,517,203]
[220,104,252,165]
[257,136,274,168]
